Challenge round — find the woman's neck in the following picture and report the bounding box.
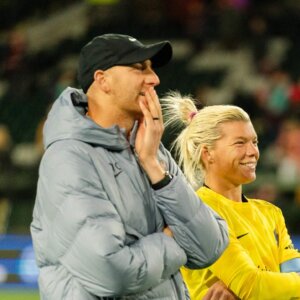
[204,180,243,202]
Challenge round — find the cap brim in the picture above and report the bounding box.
[147,41,173,68]
[118,41,173,68]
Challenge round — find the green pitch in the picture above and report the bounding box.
[0,290,39,300]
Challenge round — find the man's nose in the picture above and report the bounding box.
[145,68,160,87]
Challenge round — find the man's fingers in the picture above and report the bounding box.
[145,88,162,123]
[139,98,152,120]
[149,88,163,120]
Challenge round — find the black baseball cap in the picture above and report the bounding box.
[78,33,173,93]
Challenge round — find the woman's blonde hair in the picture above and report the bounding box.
[162,91,250,188]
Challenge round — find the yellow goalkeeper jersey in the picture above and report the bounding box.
[181,186,300,300]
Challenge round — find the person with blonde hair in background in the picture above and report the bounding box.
[162,91,300,300]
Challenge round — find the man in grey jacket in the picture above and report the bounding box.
[31,33,228,299]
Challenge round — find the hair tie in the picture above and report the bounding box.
[189,111,197,121]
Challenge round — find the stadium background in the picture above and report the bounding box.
[0,0,300,298]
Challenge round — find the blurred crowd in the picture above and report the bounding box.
[0,0,300,234]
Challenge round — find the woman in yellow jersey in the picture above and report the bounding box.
[162,91,300,300]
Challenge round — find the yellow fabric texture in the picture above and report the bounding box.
[181,187,300,300]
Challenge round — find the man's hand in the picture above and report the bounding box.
[135,88,165,183]
[203,280,238,300]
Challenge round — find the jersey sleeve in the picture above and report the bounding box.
[275,206,300,264]
[209,231,300,300]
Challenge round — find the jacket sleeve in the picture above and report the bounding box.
[153,147,229,269]
[34,143,187,297]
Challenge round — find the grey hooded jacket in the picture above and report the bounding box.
[30,87,228,299]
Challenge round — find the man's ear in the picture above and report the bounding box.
[94,70,110,92]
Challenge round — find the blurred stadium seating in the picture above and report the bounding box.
[0,1,300,295]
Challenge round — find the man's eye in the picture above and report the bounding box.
[133,64,144,70]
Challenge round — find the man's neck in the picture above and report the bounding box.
[87,106,136,138]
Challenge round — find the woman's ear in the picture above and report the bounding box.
[94,70,110,93]
[202,145,214,165]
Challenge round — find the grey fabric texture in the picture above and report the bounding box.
[30,87,228,299]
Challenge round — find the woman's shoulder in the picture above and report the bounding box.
[247,197,282,214]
